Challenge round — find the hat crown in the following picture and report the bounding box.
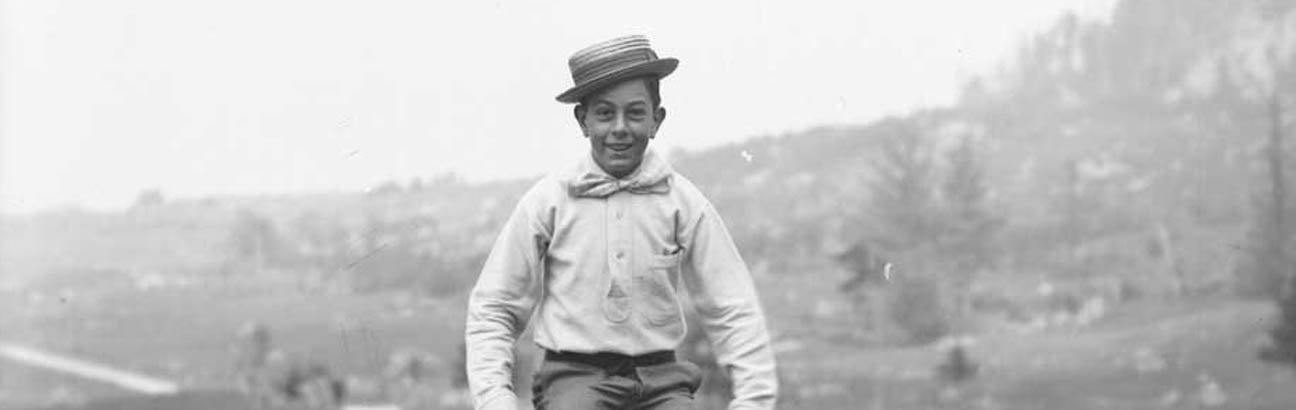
[557,35,677,103]
[568,35,659,84]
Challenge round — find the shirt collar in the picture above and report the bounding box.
[577,149,669,179]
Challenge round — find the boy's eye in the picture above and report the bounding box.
[595,108,614,118]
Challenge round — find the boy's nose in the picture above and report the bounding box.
[611,115,629,134]
[608,119,631,140]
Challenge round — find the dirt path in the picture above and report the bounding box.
[0,342,179,395]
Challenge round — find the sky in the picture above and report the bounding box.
[0,0,1117,213]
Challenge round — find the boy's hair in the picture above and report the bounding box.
[577,76,663,112]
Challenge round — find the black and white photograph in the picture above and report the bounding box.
[2,1,1295,409]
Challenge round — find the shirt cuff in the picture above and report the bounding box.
[475,389,518,410]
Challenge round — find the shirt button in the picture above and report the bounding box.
[615,251,625,260]
[615,210,623,219]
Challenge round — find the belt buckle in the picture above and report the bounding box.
[611,357,636,377]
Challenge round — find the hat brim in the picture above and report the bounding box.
[555,58,678,104]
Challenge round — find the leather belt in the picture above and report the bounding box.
[544,349,676,374]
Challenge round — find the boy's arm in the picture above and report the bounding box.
[680,203,778,410]
[465,199,549,410]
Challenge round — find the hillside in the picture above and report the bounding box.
[4,0,1295,301]
[4,0,1296,408]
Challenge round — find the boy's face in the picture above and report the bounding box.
[576,79,666,179]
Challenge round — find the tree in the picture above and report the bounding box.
[1051,157,1102,270]
[368,180,404,196]
[1261,264,1296,367]
[1259,87,1296,367]
[132,189,165,208]
[936,345,979,383]
[227,209,294,273]
[1242,22,1296,366]
[868,120,937,254]
[938,135,1000,268]
[1241,90,1293,298]
[862,120,953,343]
[836,242,893,335]
[291,212,353,282]
[935,135,1002,322]
[407,177,424,193]
[1236,31,1296,299]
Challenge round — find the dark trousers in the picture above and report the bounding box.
[532,350,703,410]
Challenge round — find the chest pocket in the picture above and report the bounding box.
[635,252,683,327]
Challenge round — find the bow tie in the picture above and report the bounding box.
[568,150,674,198]
[568,172,671,198]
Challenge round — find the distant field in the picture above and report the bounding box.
[777,298,1296,410]
[16,390,250,410]
[4,271,1296,410]
[0,277,474,408]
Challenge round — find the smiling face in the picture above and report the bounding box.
[575,78,666,179]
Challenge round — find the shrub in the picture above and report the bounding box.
[888,274,949,345]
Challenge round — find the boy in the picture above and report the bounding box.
[465,35,777,410]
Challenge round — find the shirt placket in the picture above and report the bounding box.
[602,193,634,323]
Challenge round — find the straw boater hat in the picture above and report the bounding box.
[556,35,679,104]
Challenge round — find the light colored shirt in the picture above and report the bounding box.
[465,150,778,410]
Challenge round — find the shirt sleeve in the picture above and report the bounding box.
[465,195,550,410]
[680,203,779,410]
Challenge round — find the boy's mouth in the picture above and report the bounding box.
[605,144,634,153]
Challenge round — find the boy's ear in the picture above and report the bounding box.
[574,104,588,135]
[651,106,667,138]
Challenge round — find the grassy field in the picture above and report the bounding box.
[776,298,1296,410]
[4,273,1296,410]
[19,390,251,410]
[0,277,473,409]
